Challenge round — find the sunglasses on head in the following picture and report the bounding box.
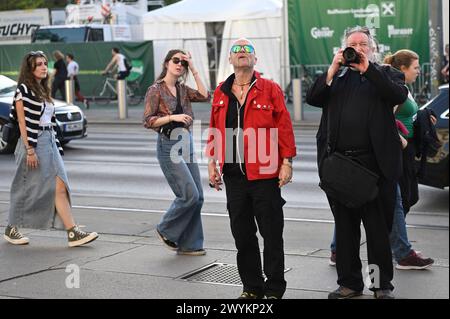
[345,26,371,37]
[29,50,45,56]
[230,44,255,54]
[171,57,189,68]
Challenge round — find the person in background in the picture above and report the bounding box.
[51,50,68,100]
[66,53,89,109]
[102,47,130,80]
[4,51,98,247]
[384,49,435,270]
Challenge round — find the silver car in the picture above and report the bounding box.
[0,75,87,154]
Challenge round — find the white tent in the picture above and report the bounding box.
[141,0,286,90]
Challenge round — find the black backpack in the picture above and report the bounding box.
[413,107,441,177]
[124,58,132,72]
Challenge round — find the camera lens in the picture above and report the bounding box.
[342,47,360,65]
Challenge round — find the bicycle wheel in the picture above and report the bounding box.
[126,82,143,106]
[92,82,114,106]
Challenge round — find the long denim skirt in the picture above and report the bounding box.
[8,130,71,229]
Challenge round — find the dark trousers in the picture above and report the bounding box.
[223,174,286,298]
[73,76,86,102]
[330,177,396,292]
[51,78,66,100]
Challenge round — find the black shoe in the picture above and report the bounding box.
[238,292,264,299]
[156,229,177,251]
[374,289,395,299]
[328,286,363,299]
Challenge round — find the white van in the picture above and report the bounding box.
[31,24,132,43]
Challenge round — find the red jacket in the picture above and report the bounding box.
[206,72,296,180]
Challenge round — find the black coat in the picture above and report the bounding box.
[307,62,408,181]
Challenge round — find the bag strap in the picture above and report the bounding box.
[174,83,183,115]
[41,101,46,117]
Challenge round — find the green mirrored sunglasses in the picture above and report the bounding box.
[230,44,255,54]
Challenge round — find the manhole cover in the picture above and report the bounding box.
[179,263,291,286]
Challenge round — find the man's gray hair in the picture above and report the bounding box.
[341,26,376,49]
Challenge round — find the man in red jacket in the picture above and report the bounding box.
[206,38,296,299]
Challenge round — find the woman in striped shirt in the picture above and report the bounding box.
[4,51,98,248]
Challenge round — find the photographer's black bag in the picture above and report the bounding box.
[318,101,379,209]
[160,83,185,139]
[319,152,379,208]
[2,121,19,144]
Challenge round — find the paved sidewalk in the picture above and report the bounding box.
[0,194,448,299]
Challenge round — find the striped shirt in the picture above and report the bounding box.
[10,83,63,155]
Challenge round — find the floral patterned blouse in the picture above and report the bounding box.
[143,79,210,132]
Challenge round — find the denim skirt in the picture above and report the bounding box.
[8,130,71,229]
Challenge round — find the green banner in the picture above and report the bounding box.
[0,41,153,96]
[288,0,430,65]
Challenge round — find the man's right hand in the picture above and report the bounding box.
[327,49,344,84]
[208,161,222,191]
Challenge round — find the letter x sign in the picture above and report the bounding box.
[381,2,395,16]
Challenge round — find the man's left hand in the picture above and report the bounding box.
[278,164,292,188]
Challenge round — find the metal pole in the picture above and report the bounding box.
[117,80,128,119]
[65,79,74,104]
[292,78,302,121]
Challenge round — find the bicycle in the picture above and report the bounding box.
[92,73,143,106]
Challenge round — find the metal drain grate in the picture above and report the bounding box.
[180,263,242,286]
[179,263,291,286]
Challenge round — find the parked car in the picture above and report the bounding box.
[416,84,449,189]
[0,75,87,154]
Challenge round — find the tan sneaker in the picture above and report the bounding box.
[67,226,98,247]
[4,225,29,245]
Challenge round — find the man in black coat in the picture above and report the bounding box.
[306,26,408,299]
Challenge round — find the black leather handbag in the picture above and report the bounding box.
[160,84,185,139]
[319,152,379,208]
[2,121,19,144]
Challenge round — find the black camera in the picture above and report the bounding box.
[342,47,360,65]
